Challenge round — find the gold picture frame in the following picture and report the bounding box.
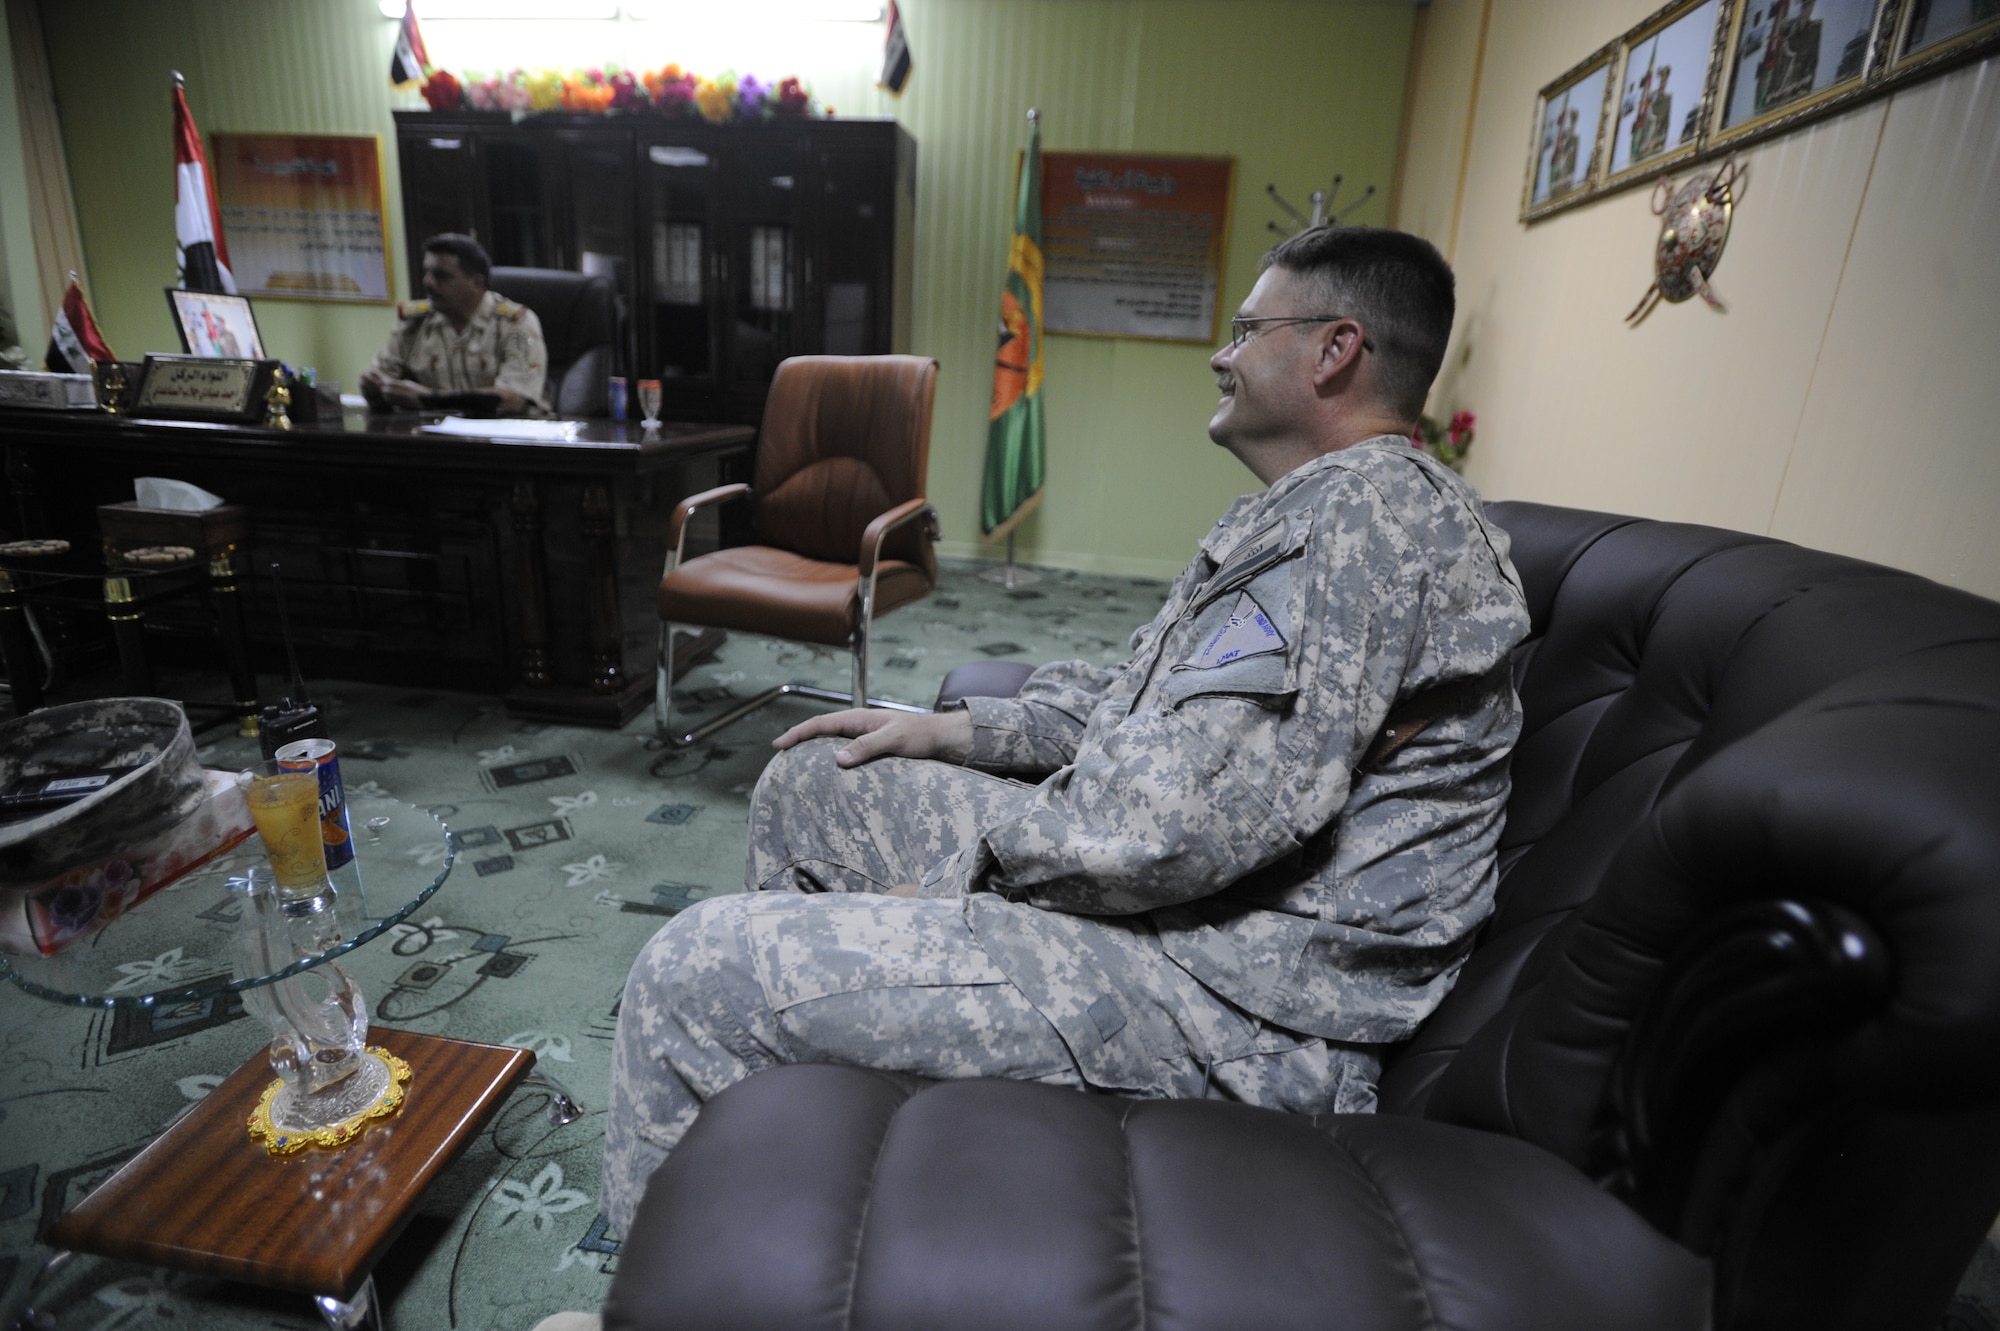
[1708,0,1886,149]
[1886,0,2000,77]
[1604,0,1726,189]
[1521,44,1618,222]
[1521,0,1998,223]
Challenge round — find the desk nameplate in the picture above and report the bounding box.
[132,355,281,424]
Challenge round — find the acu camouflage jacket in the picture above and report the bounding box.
[935,435,1531,1044]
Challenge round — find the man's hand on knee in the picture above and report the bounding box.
[771,708,974,768]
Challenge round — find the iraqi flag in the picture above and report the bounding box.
[172,79,235,295]
[879,0,912,94]
[43,279,115,374]
[391,3,430,89]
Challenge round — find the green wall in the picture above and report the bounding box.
[41,0,1413,577]
[0,8,45,351]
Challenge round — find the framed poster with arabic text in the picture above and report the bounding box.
[1039,152,1235,345]
[211,133,392,303]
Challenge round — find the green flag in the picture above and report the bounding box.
[981,111,1045,539]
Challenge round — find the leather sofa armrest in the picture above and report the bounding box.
[1590,897,1890,1244]
[858,497,937,580]
[662,483,752,580]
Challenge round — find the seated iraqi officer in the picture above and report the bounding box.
[360,233,551,417]
[597,225,1533,1235]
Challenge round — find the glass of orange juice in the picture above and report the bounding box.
[240,761,330,897]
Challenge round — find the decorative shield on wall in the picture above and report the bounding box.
[1626,153,1741,326]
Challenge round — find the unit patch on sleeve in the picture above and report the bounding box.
[1188,591,1287,669]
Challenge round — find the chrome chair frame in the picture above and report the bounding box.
[654,484,940,747]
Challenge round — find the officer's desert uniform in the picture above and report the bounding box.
[367,289,551,414]
[602,434,1531,1233]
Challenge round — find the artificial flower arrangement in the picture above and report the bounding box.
[1412,410,1476,473]
[421,64,830,123]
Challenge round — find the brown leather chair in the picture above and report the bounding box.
[655,355,940,745]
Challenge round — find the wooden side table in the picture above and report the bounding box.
[44,1027,537,1330]
[97,500,260,737]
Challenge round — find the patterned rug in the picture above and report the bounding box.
[1,556,1995,1330]
[0,559,1165,1329]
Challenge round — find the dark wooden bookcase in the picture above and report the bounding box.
[392,112,916,425]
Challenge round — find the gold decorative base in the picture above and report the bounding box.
[247,1046,411,1155]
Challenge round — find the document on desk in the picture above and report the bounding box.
[421,417,583,443]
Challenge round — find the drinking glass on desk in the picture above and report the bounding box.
[240,761,330,899]
[638,378,662,429]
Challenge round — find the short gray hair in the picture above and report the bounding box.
[1260,225,1454,419]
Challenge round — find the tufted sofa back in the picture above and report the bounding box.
[1379,501,2000,1325]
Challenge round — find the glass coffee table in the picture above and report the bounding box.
[1,796,453,1009]
[5,796,583,1331]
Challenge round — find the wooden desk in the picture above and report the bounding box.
[47,1028,534,1320]
[0,407,754,725]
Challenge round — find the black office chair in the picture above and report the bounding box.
[488,268,618,416]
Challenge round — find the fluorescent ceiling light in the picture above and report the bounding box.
[380,1,619,18]
[623,1,883,19]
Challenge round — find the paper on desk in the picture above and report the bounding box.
[134,477,223,511]
[421,417,582,443]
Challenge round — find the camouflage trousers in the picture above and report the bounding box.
[601,737,1378,1234]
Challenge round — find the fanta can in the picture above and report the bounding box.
[274,738,354,870]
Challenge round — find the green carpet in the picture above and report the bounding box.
[1,556,1996,1330]
[0,559,1165,1329]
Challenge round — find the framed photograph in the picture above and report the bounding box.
[166,289,267,360]
[1039,152,1235,344]
[1607,0,1724,184]
[1523,48,1616,219]
[1713,0,1882,143]
[1892,0,2000,70]
[210,133,392,303]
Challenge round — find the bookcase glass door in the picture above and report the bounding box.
[557,130,632,310]
[723,141,805,396]
[646,138,717,387]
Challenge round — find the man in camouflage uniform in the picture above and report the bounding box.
[360,233,550,416]
[602,226,1530,1234]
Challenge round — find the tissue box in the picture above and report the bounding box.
[97,501,248,568]
[0,769,255,956]
[0,370,95,411]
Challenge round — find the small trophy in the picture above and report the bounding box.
[92,360,134,416]
[264,370,293,430]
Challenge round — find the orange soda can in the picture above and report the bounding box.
[274,738,354,870]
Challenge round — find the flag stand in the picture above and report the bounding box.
[978,532,1041,589]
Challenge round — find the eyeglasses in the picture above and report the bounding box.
[1227,315,1374,352]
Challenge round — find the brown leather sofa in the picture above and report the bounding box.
[603,501,2000,1331]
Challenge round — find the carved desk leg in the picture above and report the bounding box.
[511,478,552,688]
[581,481,623,696]
[4,444,44,538]
[208,548,260,737]
[103,575,153,696]
[0,568,43,715]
